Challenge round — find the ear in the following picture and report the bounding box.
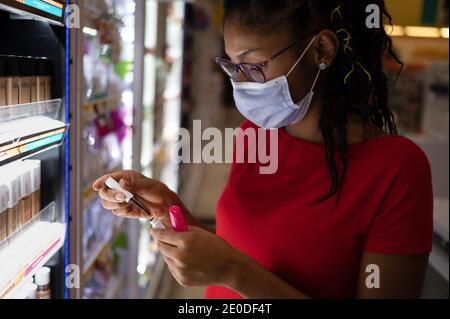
[312,29,339,68]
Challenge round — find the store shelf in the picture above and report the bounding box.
[0,202,66,299]
[83,95,123,123]
[0,99,63,122]
[0,99,68,165]
[82,218,126,280]
[0,1,65,26]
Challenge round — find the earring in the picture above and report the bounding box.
[319,62,327,70]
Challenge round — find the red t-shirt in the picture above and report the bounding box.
[205,120,433,299]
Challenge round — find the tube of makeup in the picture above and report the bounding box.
[104,177,165,229]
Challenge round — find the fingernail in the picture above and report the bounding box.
[115,194,125,201]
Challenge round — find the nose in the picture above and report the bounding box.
[234,68,251,82]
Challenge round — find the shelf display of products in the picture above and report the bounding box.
[0,4,68,299]
[0,160,41,241]
[68,0,138,299]
[135,0,186,298]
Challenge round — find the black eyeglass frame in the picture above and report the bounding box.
[215,40,302,83]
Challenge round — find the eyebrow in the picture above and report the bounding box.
[236,48,262,61]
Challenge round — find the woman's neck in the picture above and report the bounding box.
[285,99,385,145]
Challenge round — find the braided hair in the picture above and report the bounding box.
[223,0,403,199]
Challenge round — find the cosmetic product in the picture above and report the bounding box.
[6,56,20,105]
[0,56,7,107]
[17,162,32,226]
[36,58,46,102]
[105,177,166,229]
[26,283,38,299]
[35,267,51,299]
[24,160,41,217]
[43,58,52,100]
[19,57,31,104]
[169,205,188,232]
[0,182,8,241]
[3,170,20,236]
[29,58,38,103]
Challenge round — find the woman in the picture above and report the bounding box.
[93,0,433,299]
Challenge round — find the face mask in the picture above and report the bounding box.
[232,35,325,129]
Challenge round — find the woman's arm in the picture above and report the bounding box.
[152,226,430,299]
[225,251,429,299]
[355,252,429,299]
[225,250,311,299]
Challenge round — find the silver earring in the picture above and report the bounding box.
[319,62,327,70]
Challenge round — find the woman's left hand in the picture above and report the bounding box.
[150,226,239,288]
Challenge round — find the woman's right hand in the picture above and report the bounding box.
[92,170,183,227]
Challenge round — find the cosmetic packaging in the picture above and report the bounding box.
[24,160,41,217]
[3,170,20,237]
[30,58,38,103]
[43,58,52,100]
[36,58,46,102]
[18,163,32,226]
[0,56,7,107]
[36,58,51,101]
[35,267,51,299]
[6,57,20,105]
[19,57,32,104]
[0,182,8,241]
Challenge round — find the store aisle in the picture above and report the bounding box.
[168,106,244,299]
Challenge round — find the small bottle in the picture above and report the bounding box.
[35,267,51,299]
[25,283,38,299]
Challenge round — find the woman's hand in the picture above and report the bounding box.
[151,226,240,288]
[92,170,182,226]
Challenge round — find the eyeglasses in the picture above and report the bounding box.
[215,41,301,83]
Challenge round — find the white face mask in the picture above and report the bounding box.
[231,35,324,129]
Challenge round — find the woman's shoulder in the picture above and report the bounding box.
[359,134,431,175]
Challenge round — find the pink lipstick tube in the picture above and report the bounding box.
[169,205,188,232]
